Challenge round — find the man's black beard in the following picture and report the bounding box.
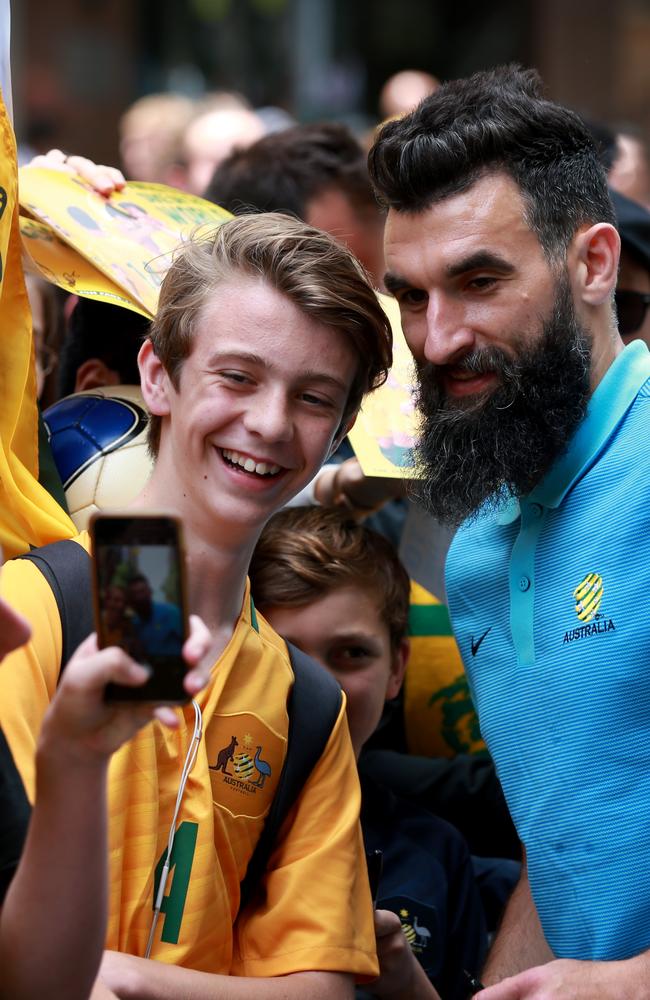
[412,276,592,525]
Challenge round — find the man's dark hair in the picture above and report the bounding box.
[369,65,615,259]
[581,116,618,172]
[206,122,376,219]
[58,298,149,397]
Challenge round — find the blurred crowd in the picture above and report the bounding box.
[29,70,650,422]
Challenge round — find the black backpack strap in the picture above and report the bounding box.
[16,540,93,673]
[239,641,343,911]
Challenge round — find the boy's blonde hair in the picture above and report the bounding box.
[147,213,393,455]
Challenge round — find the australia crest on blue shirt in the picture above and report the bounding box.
[562,571,616,645]
[378,895,441,975]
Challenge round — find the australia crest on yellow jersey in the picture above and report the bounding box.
[207,712,286,819]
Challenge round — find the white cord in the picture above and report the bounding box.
[145,699,203,958]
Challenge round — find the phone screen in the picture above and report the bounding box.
[91,514,190,703]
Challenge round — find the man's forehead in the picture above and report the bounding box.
[387,173,529,242]
[384,173,537,276]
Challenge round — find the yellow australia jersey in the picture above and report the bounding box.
[0,533,378,979]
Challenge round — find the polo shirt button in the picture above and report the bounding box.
[531,503,543,517]
[518,576,531,592]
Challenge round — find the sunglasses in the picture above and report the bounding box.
[615,289,650,337]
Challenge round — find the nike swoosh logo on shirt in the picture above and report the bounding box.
[470,627,492,657]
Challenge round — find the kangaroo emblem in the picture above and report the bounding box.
[211,735,239,775]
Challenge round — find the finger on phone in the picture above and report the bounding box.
[99,648,151,689]
[183,615,211,663]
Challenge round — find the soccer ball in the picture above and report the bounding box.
[43,385,154,530]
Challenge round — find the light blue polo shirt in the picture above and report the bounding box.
[446,340,650,961]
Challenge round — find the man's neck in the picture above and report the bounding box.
[588,320,625,393]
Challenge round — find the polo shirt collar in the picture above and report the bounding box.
[497,340,650,523]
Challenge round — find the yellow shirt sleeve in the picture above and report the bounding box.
[0,555,63,799]
[232,697,379,980]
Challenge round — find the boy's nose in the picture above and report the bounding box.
[244,389,294,443]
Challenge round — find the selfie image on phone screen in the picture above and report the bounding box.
[91,515,189,703]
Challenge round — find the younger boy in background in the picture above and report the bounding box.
[250,506,487,1000]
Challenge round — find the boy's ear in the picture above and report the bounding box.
[138,339,172,417]
[386,637,409,701]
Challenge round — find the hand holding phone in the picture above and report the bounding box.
[90,514,192,704]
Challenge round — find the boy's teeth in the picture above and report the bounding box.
[222,449,280,476]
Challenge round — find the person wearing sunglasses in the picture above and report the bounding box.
[612,188,650,347]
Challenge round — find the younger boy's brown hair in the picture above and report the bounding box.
[249,506,410,650]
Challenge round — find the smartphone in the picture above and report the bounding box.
[90,513,190,703]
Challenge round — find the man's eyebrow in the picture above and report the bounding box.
[446,250,516,279]
[384,251,515,295]
[383,271,411,295]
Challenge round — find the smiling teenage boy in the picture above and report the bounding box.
[0,212,392,999]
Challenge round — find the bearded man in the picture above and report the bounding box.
[369,66,650,999]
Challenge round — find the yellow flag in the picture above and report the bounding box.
[0,91,74,558]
